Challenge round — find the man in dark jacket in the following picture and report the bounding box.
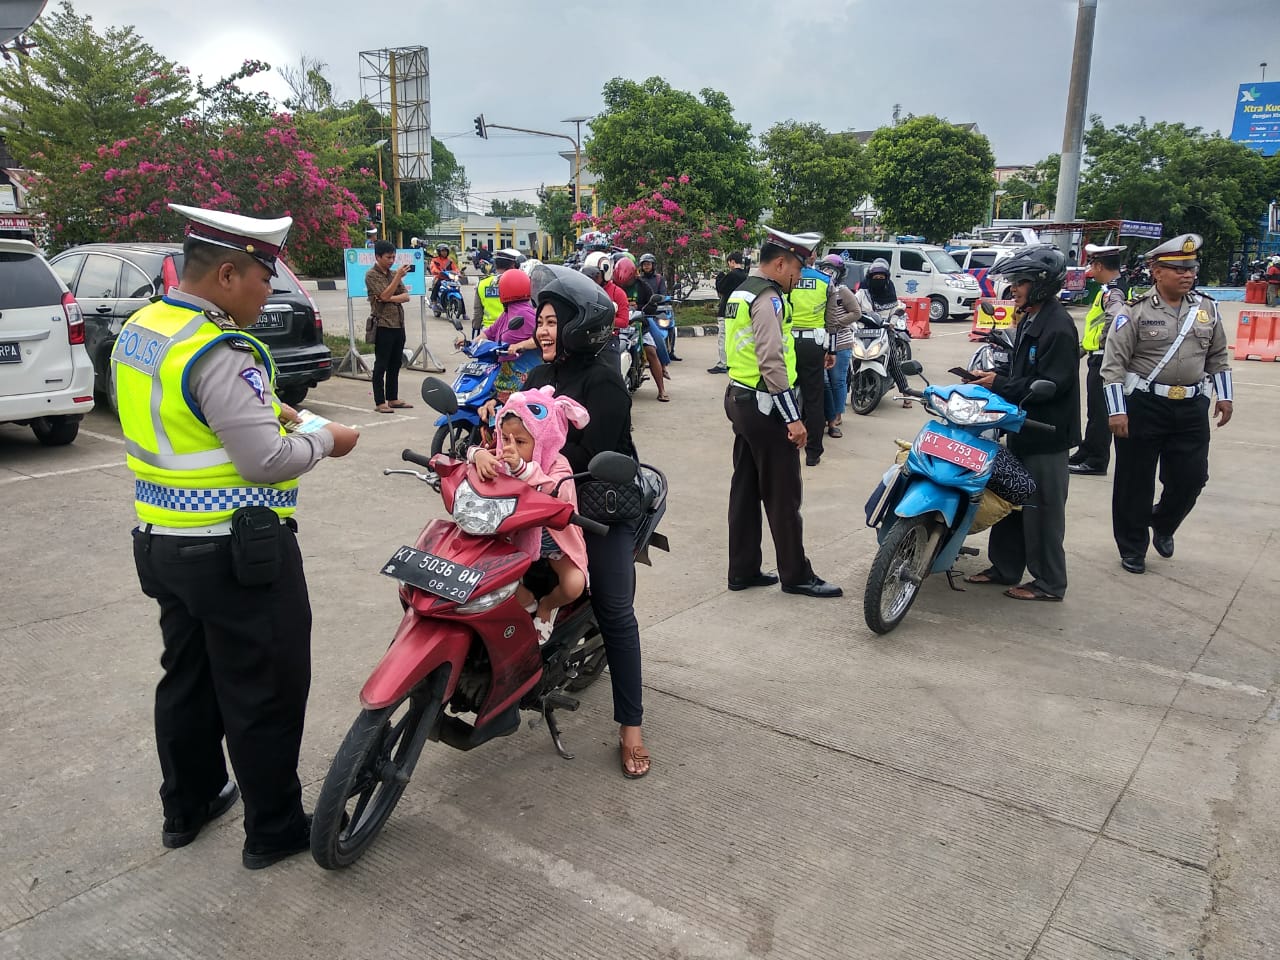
[967,245,1081,601]
[709,252,749,373]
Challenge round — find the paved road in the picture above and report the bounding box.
[2,305,1278,959]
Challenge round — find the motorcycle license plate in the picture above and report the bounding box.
[460,361,491,376]
[380,546,483,603]
[918,432,988,472]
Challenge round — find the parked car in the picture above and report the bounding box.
[824,241,980,322]
[49,243,331,412]
[0,239,95,445]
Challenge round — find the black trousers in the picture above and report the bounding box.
[372,324,406,405]
[793,335,827,458]
[725,385,810,585]
[987,449,1070,597]
[132,525,311,847]
[1073,354,1112,469]
[585,520,643,727]
[1111,391,1211,558]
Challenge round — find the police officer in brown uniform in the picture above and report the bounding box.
[1100,233,1233,574]
[723,227,841,598]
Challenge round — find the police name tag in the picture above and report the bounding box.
[381,546,484,603]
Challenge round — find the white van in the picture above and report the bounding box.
[826,241,980,321]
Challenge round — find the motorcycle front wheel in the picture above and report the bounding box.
[431,421,476,459]
[850,368,885,415]
[864,516,936,634]
[446,302,464,328]
[311,686,443,869]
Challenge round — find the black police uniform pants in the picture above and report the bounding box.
[1073,354,1112,470]
[725,385,810,585]
[372,324,406,406]
[793,335,827,459]
[132,525,311,848]
[1112,391,1210,558]
[585,519,643,727]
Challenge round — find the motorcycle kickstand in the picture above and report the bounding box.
[945,569,967,592]
[543,704,574,760]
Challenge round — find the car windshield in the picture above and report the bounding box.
[928,250,963,273]
[0,251,64,308]
[169,253,304,295]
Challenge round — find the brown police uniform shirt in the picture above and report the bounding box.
[1100,291,1231,388]
[365,267,405,329]
[746,271,791,394]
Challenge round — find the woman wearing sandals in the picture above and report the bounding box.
[365,240,415,414]
[478,264,652,778]
[964,245,1081,602]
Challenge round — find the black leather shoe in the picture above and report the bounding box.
[728,572,779,591]
[707,363,729,374]
[1120,555,1146,575]
[162,781,240,849]
[781,576,843,598]
[242,815,312,870]
[1068,463,1107,476]
[1152,532,1174,559]
[670,354,683,361]
[806,453,821,467]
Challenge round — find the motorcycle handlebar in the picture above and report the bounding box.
[402,449,435,470]
[571,513,610,538]
[1021,418,1054,433]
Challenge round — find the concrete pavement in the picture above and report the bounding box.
[1,303,1278,959]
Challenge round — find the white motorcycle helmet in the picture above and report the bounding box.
[520,257,543,277]
[582,251,614,283]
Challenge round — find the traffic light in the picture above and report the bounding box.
[473,114,487,139]
[567,183,576,201]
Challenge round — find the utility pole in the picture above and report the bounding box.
[1052,0,1097,252]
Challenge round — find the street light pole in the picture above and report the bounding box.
[1052,0,1097,250]
[372,138,388,241]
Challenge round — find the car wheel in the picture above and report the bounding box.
[278,386,308,407]
[31,416,80,446]
[928,296,948,322]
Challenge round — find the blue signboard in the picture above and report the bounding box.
[1119,220,1162,239]
[342,247,427,299]
[1230,82,1280,157]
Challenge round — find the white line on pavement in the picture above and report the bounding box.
[0,462,122,485]
[352,417,417,429]
[303,398,379,414]
[79,429,126,445]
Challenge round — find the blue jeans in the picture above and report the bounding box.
[824,348,853,422]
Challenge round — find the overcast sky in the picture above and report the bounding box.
[58,0,1277,211]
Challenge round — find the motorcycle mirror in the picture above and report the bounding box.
[587,451,638,485]
[1027,379,1055,400]
[979,300,997,317]
[899,360,924,377]
[508,316,526,330]
[420,377,459,415]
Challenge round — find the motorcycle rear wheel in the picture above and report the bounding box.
[864,516,936,634]
[311,687,442,869]
[431,421,476,460]
[850,369,885,415]
[446,302,463,328]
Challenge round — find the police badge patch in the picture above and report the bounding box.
[1114,314,1130,331]
[771,297,783,315]
[239,367,268,403]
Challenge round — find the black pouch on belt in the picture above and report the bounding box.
[229,506,283,586]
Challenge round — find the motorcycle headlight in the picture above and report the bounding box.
[854,338,885,359]
[452,480,518,535]
[454,579,519,614]
[943,393,1004,425]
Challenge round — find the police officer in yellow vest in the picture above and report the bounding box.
[1101,233,1233,574]
[114,203,360,869]
[788,251,861,466]
[1069,243,1127,476]
[724,227,842,598]
[472,247,524,337]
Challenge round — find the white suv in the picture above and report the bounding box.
[0,239,95,445]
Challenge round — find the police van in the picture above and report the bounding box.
[825,241,980,321]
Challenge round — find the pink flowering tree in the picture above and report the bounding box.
[572,175,754,293]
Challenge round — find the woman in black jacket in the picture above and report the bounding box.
[967,246,1081,601]
[477,265,650,777]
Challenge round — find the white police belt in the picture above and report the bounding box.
[1142,381,1206,400]
[142,521,234,537]
[791,328,828,344]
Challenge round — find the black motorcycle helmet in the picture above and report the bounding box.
[989,243,1067,305]
[530,263,615,358]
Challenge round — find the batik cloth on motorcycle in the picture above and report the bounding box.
[481,301,542,395]
[495,387,591,583]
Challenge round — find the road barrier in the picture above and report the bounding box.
[901,297,931,339]
[969,299,1017,341]
[1234,310,1280,362]
[1244,280,1269,304]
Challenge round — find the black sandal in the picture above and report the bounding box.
[964,568,1016,585]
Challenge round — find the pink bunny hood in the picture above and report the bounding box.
[496,386,590,471]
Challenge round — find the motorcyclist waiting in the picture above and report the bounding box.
[429,243,459,312]
[638,253,678,362]
[473,247,525,338]
[613,256,670,402]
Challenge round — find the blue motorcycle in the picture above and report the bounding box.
[862,366,1054,634]
[428,340,511,459]
[432,269,467,330]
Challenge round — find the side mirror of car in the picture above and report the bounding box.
[420,376,459,415]
[899,360,924,377]
[587,451,638,485]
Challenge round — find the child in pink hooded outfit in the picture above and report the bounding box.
[491,386,591,642]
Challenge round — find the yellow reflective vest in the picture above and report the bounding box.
[725,276,796,390]
[788,267,830,330]
[1082,282,1114,353]
[111,297,298,527]
[477,274,503,328]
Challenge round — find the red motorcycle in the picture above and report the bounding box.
[310,383,667,869]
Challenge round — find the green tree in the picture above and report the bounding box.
[761,121,868,242]
[488,198,537,217]
[537,188,575,255]
[0,1,194,164]
[998,154,1058,219]
[585,76,767,224]
[866,115,995,242]
[1078,116,1271,277]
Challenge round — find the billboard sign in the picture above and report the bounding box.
[1230,82,1280,156]
[342,247,427,299]
[1118,220,1162,239]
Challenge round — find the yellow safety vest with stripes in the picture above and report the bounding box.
[788,267,830,330]
[111,297,298,527]
[1082,282,1114,353]
[478,274,503,328]
[725,276,797,390]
